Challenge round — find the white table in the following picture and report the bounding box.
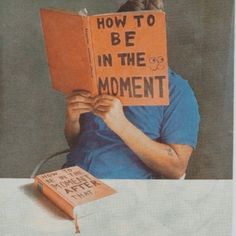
[0,179,233,236]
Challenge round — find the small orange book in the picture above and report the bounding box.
[40,8,169,106]
[34,166,116,221]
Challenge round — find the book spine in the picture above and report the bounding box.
[83,17,97,94]
[34,177,74,219]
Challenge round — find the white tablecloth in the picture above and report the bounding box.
[0,179,233,236]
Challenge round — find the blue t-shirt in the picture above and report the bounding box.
[63,69,200,179]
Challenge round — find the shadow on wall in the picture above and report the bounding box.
[165,0,234,179]
[0,42,3,143]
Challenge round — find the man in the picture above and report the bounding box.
[63,0,200,179]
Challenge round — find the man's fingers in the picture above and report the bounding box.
[94,99,112,108]
[69,107,92,114]
[67,95,94,105]
[93,105,110,112]
[73,90,92,97]
[69,90,92,97]
[94,94,114,101]
[67,90,93,103]
[74,108,92,115]
[70,103,93,110]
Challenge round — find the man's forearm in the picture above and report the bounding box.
[64,117,80,149]
[113,118,188,179]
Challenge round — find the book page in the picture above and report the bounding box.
[40,9,93,94]
[90,11,169,105]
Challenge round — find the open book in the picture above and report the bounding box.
[40,8,169,106]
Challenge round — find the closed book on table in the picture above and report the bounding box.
[34,166,116,220]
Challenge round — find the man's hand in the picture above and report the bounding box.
[66,90,94,123]
[65,90,94,148]
[93,94,127,133]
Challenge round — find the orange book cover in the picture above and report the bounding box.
[40,8,169,106]
[34,166,116,220]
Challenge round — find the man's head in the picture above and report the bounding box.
[117,0,164,12]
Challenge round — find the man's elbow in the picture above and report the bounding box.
[165,163,188,179]
[171,167,186,179]
[168,144,193,179]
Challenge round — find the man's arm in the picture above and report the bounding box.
[93,95,192,179]
[64,115,81,149]
[113,120,192,179]
[65,91,94,148]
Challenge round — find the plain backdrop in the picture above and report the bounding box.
[0,0,234,178]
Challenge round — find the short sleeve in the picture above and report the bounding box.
[160,72,200,149]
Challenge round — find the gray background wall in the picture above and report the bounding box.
[0,0,234,179]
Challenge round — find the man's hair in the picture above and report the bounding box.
[117,0,164,12]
